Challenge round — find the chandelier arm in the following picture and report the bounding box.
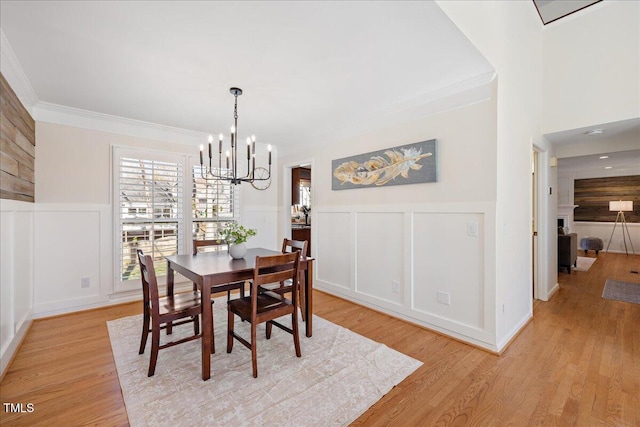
[199,87,269,185]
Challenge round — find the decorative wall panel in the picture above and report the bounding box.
[356,212,404,304]
[0,73,35,202]
[316,211,351,289]
[574,175,640,223]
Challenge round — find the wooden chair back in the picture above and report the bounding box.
[137,249,160,317]
[193,238,227,254]
[252,252,301,302]
[282,238,308,257]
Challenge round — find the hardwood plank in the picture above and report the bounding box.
[1,254,639,425]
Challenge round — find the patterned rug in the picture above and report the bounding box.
[602,279,640,304]
[107,299,422,427]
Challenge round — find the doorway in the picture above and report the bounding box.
[532,150,539,299]
[284,161,313,257]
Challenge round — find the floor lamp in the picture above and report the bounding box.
[605,200,636,256]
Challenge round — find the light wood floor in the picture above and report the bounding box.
[1,253,639,426]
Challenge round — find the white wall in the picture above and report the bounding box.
[32,122,278,317]
[438,1,544,349]
[543,1,640,134]
[280,84,501,350]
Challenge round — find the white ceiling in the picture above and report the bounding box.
[0,1,494,153]
[547,118,640,176]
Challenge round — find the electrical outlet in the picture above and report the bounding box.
[502,303,505,314]
[437,291,450,305]
[392,280,400,293]
[81,277,90,288]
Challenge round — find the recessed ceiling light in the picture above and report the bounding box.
[586,129,603,135]
[599,155,609,159]
[604,166,613,169]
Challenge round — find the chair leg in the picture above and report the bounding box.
[211,302,215,355]
[139,310,150,355]
[148,326,160,377]
[193,314,200,336]
[266,321,272,339]
[292,311,301,358]
[227,309,234,353]
[251,321,258,378]
[298,284,306,322]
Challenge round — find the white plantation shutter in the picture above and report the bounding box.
[191,164,239,246]
[114,148,185,285]
[113,148,242,291]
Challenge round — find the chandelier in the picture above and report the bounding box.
[199,87,271,185]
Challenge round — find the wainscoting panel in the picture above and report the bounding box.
[33,204,112,315]
[573,221,640,254]
[314,202,496,350]
[412,212,485,329]
[34,210,101,305]
[316,211,352,289]
[356,212,404,304]
[0,200,34,376]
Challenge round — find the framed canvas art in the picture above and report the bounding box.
[332,139,437,190]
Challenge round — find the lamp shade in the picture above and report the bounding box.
[609,200,633,212]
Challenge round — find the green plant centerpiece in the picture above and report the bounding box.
[220,222,257,259]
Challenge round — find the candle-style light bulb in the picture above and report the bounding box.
[268,144,272,165]
[208,134,213,143]
[251,135,256,155]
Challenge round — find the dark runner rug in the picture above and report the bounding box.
[602,279,640,304]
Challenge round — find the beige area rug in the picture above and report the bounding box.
[602,279,640,304]
[107,299,422,427]
[574,256,597,272]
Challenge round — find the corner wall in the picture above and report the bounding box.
[280,85,500,350]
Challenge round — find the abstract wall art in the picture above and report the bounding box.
[332,139,437,190]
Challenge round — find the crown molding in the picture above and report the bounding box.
[33,102,208,147]
[0,29,39,114]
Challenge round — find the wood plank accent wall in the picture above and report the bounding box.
[574,175,640,223]
[0,72,35,202]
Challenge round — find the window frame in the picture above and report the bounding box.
[112,146,189,293]
[112,147,240,294]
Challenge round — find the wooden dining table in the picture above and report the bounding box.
[165,247,315,381]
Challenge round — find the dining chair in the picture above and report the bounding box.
[192,239,246,300]
[137,249,213,377]
[281,238,308,320]
[227,251,301,378]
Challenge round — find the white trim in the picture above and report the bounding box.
[0,314,32,376]
[35,102,207,147]
[0,29,39,114]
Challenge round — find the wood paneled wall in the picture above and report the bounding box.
[1,72,35,202]
[574,175,640,223]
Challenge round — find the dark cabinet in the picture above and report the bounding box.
[292,227,311,256]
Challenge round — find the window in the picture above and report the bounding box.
[116,155,183,282]
[113,147,239,291]
[192,165,239,251]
